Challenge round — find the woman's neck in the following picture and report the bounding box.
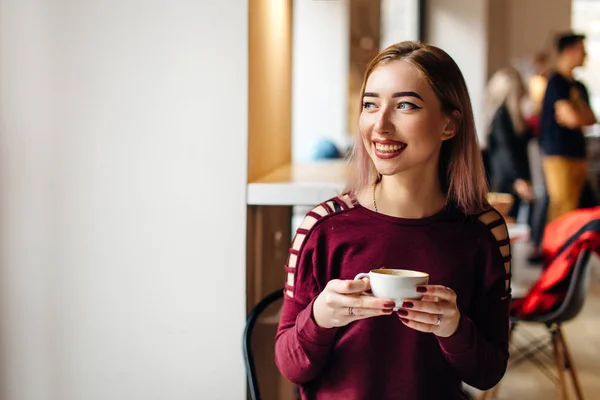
[366,169,447,219]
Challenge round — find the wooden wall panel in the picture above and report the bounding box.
[248,0,293,183]
[248,1,294,398]
[348,0,381,137]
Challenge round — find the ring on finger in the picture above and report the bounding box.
[348,307,355,316]
[435,315,442,326]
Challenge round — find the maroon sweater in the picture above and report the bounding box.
[275,194,511,400]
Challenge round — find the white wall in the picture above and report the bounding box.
[486,0,572,77]
[573,0,600,113]
[292,0,350,162]
[426,0,488,143]
[487,0,573,78]
[0,1,247,399]
[506,0,572,63]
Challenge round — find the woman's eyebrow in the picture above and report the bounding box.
[363,91,424,101]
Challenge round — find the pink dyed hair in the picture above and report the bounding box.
[346,41,489,215]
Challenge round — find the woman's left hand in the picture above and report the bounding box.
[397,285,461,338]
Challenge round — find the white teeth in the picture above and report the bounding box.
[375,143,405,153]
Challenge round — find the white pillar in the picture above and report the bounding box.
[380,0,420,49]
[0,1,248,399]
[426,0,489,143]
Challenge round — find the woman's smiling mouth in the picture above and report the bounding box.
[373,139,407,159]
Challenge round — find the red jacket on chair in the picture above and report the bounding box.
[511,207,600,317]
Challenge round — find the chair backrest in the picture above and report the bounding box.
[545,248,593,324]
[243,288,284,400]
[514,210,600,320]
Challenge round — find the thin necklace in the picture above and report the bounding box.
[372,182,378,212]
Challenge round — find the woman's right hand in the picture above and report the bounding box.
[514,179,534,202]
[312,278,395,328]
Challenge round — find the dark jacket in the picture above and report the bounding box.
[488,104,532,193]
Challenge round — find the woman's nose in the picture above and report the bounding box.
[374,107,394,134]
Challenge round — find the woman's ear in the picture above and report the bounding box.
[441,110,462,141]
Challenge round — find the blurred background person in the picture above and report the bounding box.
[539,32,597,223]
[526,52,552,263]
[528,51,552,125]
[485,66,535,222]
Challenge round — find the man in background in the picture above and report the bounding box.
[540,32,597,223]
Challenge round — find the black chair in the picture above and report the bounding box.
[243,288,284,400]
[481,247,593,400]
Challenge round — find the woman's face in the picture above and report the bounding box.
[359,60,455,179]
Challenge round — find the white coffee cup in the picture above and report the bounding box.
[354,269,429,310]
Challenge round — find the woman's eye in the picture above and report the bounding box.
[397,102,420,110]
[362,101,376,110]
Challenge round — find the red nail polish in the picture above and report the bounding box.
[397,309,408,316]
[400,318,409,323]
[384,301,396,308]
[383,308,393,313]
[417,286,427,293]
[402,301,413,308]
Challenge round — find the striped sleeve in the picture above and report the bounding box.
[275,195,355,385]
[284,193,356,298]
[436,208,511,390]
[478,209,512,299]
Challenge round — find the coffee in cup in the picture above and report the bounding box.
[354,269,429,310]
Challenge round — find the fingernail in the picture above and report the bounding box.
[383,308,393,314]
[402,301,413,308]
[399,318,409,323]
[417,286,427,293]
[397,309,408,316]
[384,301,396,308]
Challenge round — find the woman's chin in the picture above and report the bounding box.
[372,160,403,176]
[374,167,401,177]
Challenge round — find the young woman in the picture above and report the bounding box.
[275,41,511,399]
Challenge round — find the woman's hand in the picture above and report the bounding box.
[396,285,461,338]
[514,179,534,202]
[313,278,395,329]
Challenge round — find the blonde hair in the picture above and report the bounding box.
[346,41,488,215]
[484,67,527,142]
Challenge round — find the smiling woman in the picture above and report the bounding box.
[275,41,511,400]
[349,42,488,217]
